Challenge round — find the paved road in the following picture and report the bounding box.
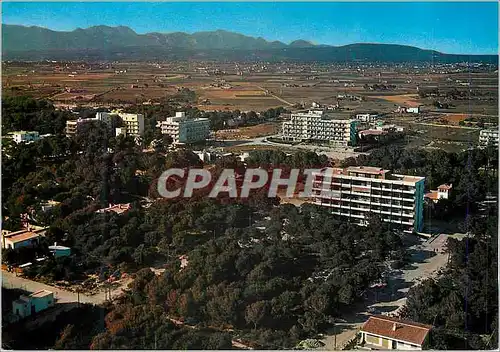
[1,270,129,305]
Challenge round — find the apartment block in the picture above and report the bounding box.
[282,110,357,146]
[66,111,144,137]
[156,112,210,144]
[310,166,425,233]
[479,128,499,147]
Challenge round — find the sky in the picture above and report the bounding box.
[2,2,499,54]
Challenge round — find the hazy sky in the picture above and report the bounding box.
[2,2,499,54]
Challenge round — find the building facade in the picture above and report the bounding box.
[10,131,40,144]
[282,110,357,146]
[156,112,210,144]
[479,128,499,147]
[116,112,145,137]
[311,166,425,233]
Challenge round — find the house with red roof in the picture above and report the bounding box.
[358,315,432,350]
[424,184,452,203]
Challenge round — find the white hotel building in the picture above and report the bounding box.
[156,112,210,144]
[311,166,425,233]
[479,128,499,148]
[282,110,357,146]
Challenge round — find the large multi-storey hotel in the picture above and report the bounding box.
[156,112,210,144]
[310,166,425,233]
[282,110,357,146]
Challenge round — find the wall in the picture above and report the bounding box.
[32,294,55,313]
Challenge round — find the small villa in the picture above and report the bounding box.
[424,183,452,203]
[358,315,432,350]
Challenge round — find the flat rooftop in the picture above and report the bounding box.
[346,166,390,175]
[4,231,43,244]
[30,290,53,298]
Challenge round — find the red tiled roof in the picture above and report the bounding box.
[5,231,42,244]
[424,191,439,200]
[361,315,432,346]
[437,184,452,190]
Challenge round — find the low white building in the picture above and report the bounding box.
[407,106,421,114]
[2,227,47,249]
[156,112,210,144]
[10,131,40,144]
[194,150,213,163]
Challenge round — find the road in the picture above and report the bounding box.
[219,135,366,160]
[255,86,294,106]
[318,233,456,350]
[2,270,130,305]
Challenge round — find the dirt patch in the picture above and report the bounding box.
[370,94,421,107]
[440,113,469,125]
[215,123,279,139]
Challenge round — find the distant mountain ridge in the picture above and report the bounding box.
[2,24,498,64]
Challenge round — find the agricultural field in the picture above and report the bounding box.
[3,61,498,117]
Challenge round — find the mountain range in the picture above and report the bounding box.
[2,24,498,63]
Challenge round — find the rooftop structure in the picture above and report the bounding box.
[282,110,357,146]
[311,167,425,233]
[359,315,432,350]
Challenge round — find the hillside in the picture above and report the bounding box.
[2,24,498,64]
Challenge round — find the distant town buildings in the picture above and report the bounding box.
[359,315,432,350]
[10,131,40,144]
[479,128,499,147]
[396,106,421,114]
[282,110,358,146]
[156,112,210,144]
[311,166,425,233]
[424,184,452,203]
[13,290,55,319]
